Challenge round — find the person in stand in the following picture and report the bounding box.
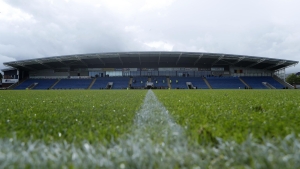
[170,79,172,84]
[176,80,178,84]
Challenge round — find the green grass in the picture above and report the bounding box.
[154,90,300,143]
[0,89,300,168]
[0,90,146,144]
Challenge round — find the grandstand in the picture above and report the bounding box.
[1,51,298,89]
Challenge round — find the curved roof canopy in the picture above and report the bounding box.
[3,51,298,71]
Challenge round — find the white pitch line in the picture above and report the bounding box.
[2,90,298,168]
[134,90,185,142]
[0,90,194,168]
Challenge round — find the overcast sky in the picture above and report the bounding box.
[0,0,299,73]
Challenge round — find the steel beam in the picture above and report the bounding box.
[176,53,182,65]
[35,60,53,69]
[55,57,69,67]
[264,60,286,70]
[211,55,224,66]
[246,59,266,68]
[118,54,123,65]
[97,57,106,65]
[194,54,203,65]
[232,56,246,65]
[139,54,141,65]
[75,56,88,67]
[158,52,161,65]
[14,62,36,70]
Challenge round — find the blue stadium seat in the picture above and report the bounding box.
[169,77,209,89]
[14,79,57,90]
[241,76,284,89]
[151,77,168,88]
[170,77,188,89]
[131,77,148,88]
[185,77,209,89]
[53,79,93,89]
[206,76,245,89]
[91,77,129,89]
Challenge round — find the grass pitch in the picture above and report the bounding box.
[0,90,300,168]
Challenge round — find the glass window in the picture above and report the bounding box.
[106,71,122,77]
[130,71,140,77]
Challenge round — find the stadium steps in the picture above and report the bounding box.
[30,83,39,89]
[7,82,21,90]
[239,77,251,89]
[262,82,275,89]
[129,77,132,88]
[267,83,276,89]
[273,75,294,89]
[88,78,97,89]
[25,83,34,89]
[187,82,194,89]
[49,79,61,89]
[167,77,171,89]
[203,77,212,89]
[9,77,28,90]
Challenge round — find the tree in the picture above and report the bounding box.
[286,73,300,85]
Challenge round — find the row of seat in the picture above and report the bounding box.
[14,79,57,90]
[91,77,129,89]
[170,77,209,89]
[14,76,286,89]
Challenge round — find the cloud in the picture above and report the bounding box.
[0,0,299,73]
[0,55,16,72]
[144,41,173,51]
[140,0,175,11]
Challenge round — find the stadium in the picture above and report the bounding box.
[1,52,300,168]
[1,51,298,90]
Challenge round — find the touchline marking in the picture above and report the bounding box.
[134,90,185,140]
